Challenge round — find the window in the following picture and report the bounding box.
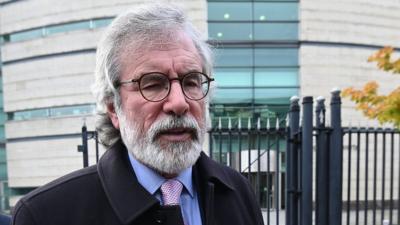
[208,2,299,41]
[9,104,95,121]
[208,0,299,126]
[1,17,113,43]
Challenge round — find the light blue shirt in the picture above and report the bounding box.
[129,154,202,225]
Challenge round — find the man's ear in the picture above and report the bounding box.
[106,103,120,129]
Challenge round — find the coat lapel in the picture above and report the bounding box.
[97,142,236,225]
[193,152,235,225]
[97,140,159,224]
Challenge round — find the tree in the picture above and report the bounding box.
[342,46,400,127]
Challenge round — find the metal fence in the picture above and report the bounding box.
[342,127,399,225]
[207,91,399,225]
[79,91,399,225]
[208,117,287,224]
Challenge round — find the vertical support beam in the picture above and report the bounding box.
[208,129,213,160]
[286,96,300,225]
[94,131,99,163]
[315,97,329,225]
[81,125,89,168]
[301,96,313,225]
[329,89,343,225]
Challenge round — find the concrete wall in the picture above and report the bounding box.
[300,0,400,126]
[6,116,102,187]
[3,51,96,112]
[301,0,400,47]
[300,0,400,206]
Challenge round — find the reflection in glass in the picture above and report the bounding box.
[209,23,252,40]
[215,48,253,66]
[254,68,298,87]
[255,48,298,66]
[10,29,43,42]
[208,3,252,21]
[212,88,253,104]
[10,104,95,121]
[46,21,90,35]
[254,87,298,104]
[92,18,113,28]
[254,23,298,40]
[254,2,298,21]
[214,68,253,87]
[3,17,113,43]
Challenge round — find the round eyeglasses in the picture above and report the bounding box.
[116,72,214,102]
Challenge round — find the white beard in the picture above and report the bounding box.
[117,112,204,175]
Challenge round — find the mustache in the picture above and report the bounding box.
[147,115,200,142]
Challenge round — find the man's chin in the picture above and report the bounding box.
[130,143,201,175]
[154,137,196,150]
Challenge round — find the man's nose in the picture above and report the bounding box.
[162,81,189,116]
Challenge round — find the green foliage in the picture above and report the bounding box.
[342,47,400,127]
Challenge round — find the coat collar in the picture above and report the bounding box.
[97,140,234,224]
[97,140,159,224]
[194,152,235,191]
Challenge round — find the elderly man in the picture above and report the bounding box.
[12,3,264,225]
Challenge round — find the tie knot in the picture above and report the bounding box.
[160,179,183,205]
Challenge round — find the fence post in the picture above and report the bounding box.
[328,89,343,225]
[286,96,300,225]
[77,124,89,168]
[301,96,313,225]
[315,96,329,225]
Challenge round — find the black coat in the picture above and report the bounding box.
[12,141,264,225]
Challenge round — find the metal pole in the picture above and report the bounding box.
[286,96,300,225]
[315,96,329,225]
[94,131,99,163]
[301,96,313,225]
[328,89,343,225]
[80,125,89,168]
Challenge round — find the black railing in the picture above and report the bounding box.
[77,124,99,167]
[208,122,287,220]
[79,91,399,225]
[207,91,399,225]
[342,127,399,225]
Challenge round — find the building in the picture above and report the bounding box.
[0,0,399,211]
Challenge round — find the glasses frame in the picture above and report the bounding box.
[117,72,214,102]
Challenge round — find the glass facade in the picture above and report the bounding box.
[9,104,96,121]
[0,53,9,212]
[208,1,298,207]
[1,18,113,43]
[207,0,299,127]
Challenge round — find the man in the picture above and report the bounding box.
[12,3,264,225]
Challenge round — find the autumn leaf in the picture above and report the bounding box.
[342,47,400,128]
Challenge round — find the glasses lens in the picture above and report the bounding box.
[182,73,209,100]
[140,73,169,101]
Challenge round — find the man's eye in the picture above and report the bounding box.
[184,78,201,88]
[142,82,166,91]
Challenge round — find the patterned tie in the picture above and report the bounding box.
[160,179,183,205]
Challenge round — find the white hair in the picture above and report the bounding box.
[92,3,214,147]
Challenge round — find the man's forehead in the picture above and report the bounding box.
[120,36,202,71]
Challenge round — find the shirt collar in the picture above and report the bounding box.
[128,153,194,197]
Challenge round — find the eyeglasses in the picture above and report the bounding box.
[116,72,214,102]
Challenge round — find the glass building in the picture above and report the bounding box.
[207,0,299,127]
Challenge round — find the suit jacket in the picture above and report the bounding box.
[12,140,264,225]
[0,214,10,225]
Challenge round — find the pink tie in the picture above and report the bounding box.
[160,179,183,205]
